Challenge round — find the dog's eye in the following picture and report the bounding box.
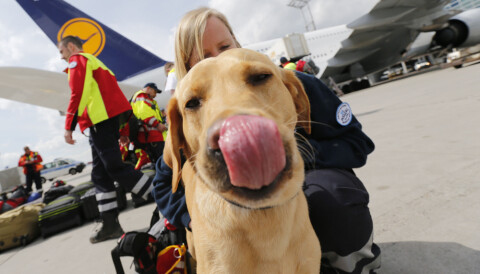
[185,98,201,109]
[248,73,272,85]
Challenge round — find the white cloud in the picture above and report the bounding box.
[0,28,24,66]
[46,56,67,72]
[0,151,20,170]
[36,107,64,134]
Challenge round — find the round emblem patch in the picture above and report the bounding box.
[68,61,77,69]
[336,102,352,126]
[57,17,106,56]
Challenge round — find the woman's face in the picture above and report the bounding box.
[188,16,238,69]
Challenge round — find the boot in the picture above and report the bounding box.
[89,210,124,243]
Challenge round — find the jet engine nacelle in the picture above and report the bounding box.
[433,8,480,48]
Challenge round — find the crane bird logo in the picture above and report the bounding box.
[57,18,106,56]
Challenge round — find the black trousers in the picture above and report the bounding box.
[89,116,152,212]
[303,168,381,273]
[25,171,42,193]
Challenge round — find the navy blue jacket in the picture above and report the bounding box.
[151,72,374,228]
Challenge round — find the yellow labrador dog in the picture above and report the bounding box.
[164,48,320,273]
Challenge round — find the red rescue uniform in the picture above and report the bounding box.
[65,52,132,132]
[18,151,43,174]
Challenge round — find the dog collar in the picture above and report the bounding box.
[223,191,300,211]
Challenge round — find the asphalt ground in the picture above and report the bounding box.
[1,62,479,273]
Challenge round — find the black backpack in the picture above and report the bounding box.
[128,114,144,144]
[111,232,159,274]
[111,210,192,274]
[111,229,191,274]
[43,184,74,204]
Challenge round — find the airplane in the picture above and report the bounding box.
[246,0,480,87]
[1,0,480,115]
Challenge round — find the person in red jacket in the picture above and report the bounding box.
[18,146,43,194]
[130,83,168,166]
[58,35,154,243]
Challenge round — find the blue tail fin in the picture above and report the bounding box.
[16,0,167,81]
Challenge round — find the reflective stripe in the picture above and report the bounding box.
[322,233,378,273]
[147,117,156,126]
[133,97,154,105]
[132,174,150,194]
[98,201,118,212]
[96,191,117,201]
[139,125,159,131]
[283,62,297,70]
[361,254,381,274]
[141,181,154,200]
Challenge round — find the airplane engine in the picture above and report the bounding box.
[433,8,480,48]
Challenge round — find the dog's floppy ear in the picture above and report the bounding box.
[282,70,311,134]
[164,97,185,193]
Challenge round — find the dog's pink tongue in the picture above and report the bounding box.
[218,115,285,190]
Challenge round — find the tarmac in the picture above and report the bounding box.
[1,62,479,273]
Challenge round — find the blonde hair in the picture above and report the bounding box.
[174,7,241,81]
[164,62,174,76]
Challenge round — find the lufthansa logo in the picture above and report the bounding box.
[57,18,106,56]
[336,102,352,126]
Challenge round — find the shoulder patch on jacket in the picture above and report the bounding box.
[68,61,77,69]
[336,102,352,126]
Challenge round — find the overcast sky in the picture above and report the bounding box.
[0,0,378,169]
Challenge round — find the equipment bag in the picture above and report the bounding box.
[111,231,189,274]
[80,188,100,221]
[68,181,95,198]
[26,191,42,204]
[132,168,155,208]
[0,203,45,252]
[68,181,97,220]
[0,196,27,214]
[111,209,193,274]
[43,184,74,204]
[111,232,159,274]
[0,186,29,214]
[38,194,82,238]
[156,244,188,274]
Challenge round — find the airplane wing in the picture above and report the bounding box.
[321,0,460,83]
[0,67,139,113]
